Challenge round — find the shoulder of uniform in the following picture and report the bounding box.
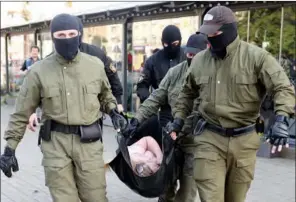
[81,52,104,67]
[192,49,208,63]
[143,54,155,67]
[244,42,274,69]
[241,41,269,58]
[170,61,187,73]
[80,43,103,58]
[30,57,52,72]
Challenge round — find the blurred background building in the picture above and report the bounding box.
[1,1,295,115]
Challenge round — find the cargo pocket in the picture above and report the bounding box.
[79,159,106,189]
[42,87,63,115]
[42,158,70,188]
[195,76,211,102]
[81,160,103,171]
[233,157,256,183]
[193,151,219,181]
[232,74,260,103]
[84,83,101,112]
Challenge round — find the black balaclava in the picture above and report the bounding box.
[76,17,83,46]
[161,25,182,59]
[208,22,238,59]
[50,14,80,61]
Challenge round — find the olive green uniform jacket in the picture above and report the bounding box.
[4,51,117,150]
[173,37,295,127]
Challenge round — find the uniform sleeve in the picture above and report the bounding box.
[136,58,153,103]
[104,56,123,104]
[98,68,117,114]
[258,54,295,117]
[4,70,41,150]
[173,63,200,121]
[135,69,171,123]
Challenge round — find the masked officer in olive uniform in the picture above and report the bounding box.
[26,17,124,131]
[45,17,124,110]
[0,14,126,202]
[125,33,208,202]
[168,6,295,202]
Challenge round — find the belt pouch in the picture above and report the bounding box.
[80,122,102,143]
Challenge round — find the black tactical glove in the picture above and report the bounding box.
[109,109,127,132]
[122,118,140,137]
[266,115,290,149]
[0,146,19,178]
[165,118,184,136]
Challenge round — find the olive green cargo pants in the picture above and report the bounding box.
[40,131,107,202]
[178,129,260,202]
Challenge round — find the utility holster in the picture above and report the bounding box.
[255,116,265,134]
[38,119,52,145]
[193,115,207,136]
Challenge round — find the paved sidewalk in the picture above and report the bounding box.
[1,105,295,202]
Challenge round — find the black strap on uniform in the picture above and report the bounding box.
[51,120,81,135]
[206,123,256,137]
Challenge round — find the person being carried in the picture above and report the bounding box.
[105,136,163,177]
[128,136,163,177]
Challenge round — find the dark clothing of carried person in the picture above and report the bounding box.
[109,126,183,198]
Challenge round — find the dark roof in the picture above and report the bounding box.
[1,1,295,36]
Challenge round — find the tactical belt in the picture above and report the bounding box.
[206,123,256,137]
[51,120,81,135]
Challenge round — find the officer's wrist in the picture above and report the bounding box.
[173,118,185,132]
[6,139,19,151]
[107,103,117,114]
[275,111,290,118]
[134,114,144,124]
[109,108,118,116]
[275,115,289,125]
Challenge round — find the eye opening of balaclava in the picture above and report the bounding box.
[50,13,80,61]
[207,22,238,59]
[161,25,182,59]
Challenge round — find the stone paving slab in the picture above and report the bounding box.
[1,105,295,202]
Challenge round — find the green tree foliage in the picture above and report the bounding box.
[237,5,296,59]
